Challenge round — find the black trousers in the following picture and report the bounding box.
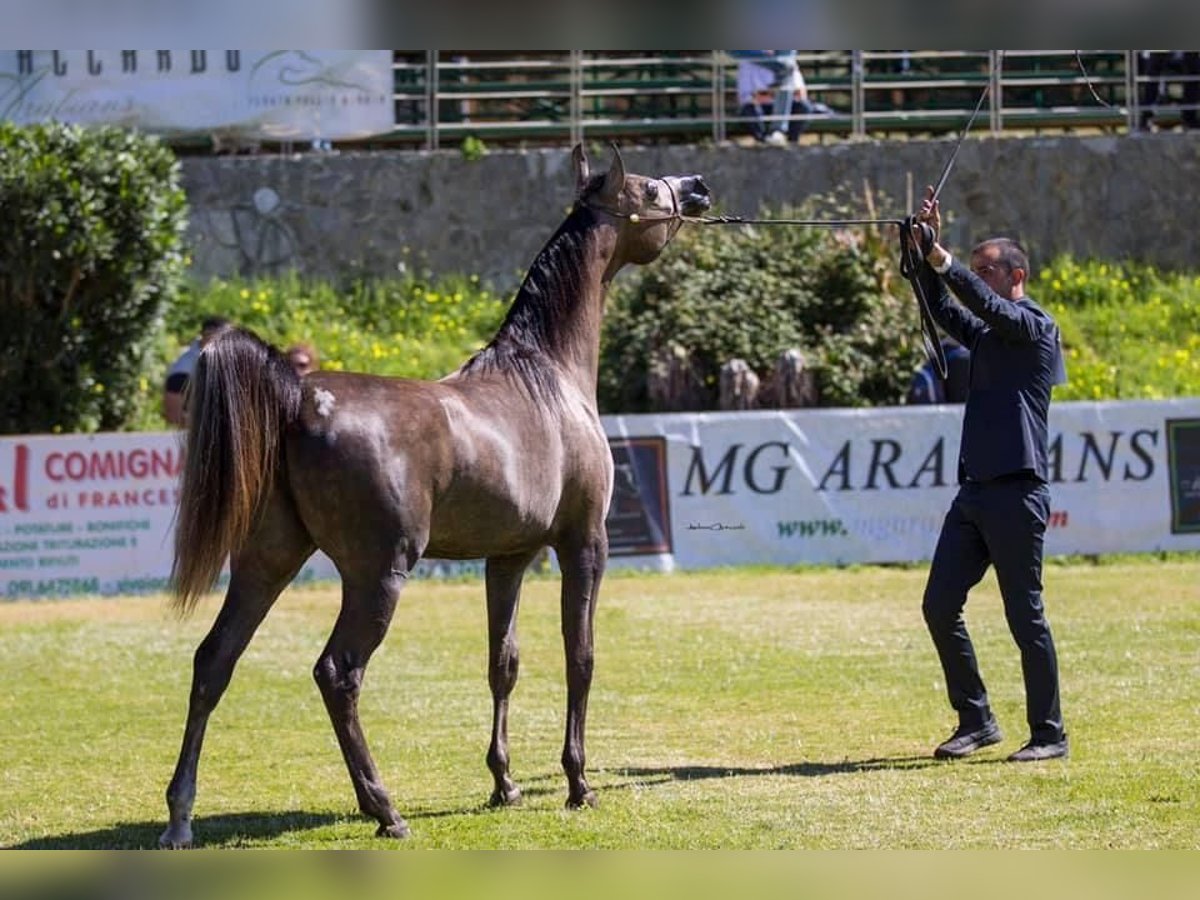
[922,478,1064,743]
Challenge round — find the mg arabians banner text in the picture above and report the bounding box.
[604,399,1200,572]
[1,400,1198,598]
[0,50,394,140]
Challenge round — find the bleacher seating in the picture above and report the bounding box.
[206,51,1185,153]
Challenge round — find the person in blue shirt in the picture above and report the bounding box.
[910,186,1069,763]
[907,337,970,404]
[162,315,230,427]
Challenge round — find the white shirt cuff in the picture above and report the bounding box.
[931,252,953,275]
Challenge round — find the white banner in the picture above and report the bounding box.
[1,400,1198,599]
[0,50,394,140]
[603,399,1200,571]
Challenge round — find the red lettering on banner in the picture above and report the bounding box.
[77,487,178,509]
[0,444,31,513]
[47,446,181,482]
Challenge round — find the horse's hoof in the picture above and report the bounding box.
[489,785,523,807]
[158,824,193,849]
[566,790,598,810]
[376,820,411,839]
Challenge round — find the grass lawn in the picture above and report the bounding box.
[1,559,1197,849]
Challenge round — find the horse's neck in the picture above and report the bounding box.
[517,223,617,397]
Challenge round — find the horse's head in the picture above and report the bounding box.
[572,143,711,266]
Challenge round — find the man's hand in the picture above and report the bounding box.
[917,184,941,243]
[913,184,949,270]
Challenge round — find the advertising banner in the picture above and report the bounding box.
[604,399,1200,571]
[1,399,1197,599]
[0,50,394,140]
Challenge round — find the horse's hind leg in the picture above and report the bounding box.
[556,530,607,809]
[160,497,314,849]
[484,550,538,807]
[313,568,411,838]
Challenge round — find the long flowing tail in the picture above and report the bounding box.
[171,327,302,615]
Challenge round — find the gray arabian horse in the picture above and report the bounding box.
[159,145,711,847]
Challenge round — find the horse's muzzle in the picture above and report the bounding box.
[678,175,711,215]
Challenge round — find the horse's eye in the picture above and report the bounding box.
[645,182,658,201]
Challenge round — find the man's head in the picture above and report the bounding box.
[969,238,1029,301]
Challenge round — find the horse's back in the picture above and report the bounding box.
[284,371,610,562]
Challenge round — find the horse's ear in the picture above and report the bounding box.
[600,142,625,201]
[571,143,589,196]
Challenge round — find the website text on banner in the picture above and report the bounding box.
[0,50,394,140]
[1,400,1198,598]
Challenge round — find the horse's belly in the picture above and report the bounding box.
[424,484,559,559]
[424,521,552,559]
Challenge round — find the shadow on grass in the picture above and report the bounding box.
[605,754,1005,785]
[7,810,343,850]
[9,782,576,849]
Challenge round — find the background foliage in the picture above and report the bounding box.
[5,122,1197,435]
[0,123,187,434]
[1033,257,1200,401]
[599,192,927,412]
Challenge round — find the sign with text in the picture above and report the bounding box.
[604,399,1200,571]
[0,50,394,140]
[2,399,1198,599]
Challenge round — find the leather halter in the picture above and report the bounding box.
[582,176,689,233]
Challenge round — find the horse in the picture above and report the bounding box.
[159,144,711,847]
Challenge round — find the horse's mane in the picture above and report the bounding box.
[458,203,598,398]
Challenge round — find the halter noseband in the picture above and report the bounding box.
[583,176,688,224]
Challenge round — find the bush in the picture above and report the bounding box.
[166,269,508,384]
[599,191,927,412]
[0,123,188,434]
[1034,258,1200,400]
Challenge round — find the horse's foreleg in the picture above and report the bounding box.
[484,551,538,807]
[556,532,607,809]
[314,572,409,839]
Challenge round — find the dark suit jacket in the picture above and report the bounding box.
[916,258,1067,484]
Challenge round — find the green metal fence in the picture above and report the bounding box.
[376,50,1194,150]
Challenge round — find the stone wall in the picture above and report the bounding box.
[180,133,1200,290]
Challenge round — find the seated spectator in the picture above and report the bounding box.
[162,316,230,427]
[731,50,831,145]
[1139,51,1199,131]
[286,342,320,377]
[907,337,970,405]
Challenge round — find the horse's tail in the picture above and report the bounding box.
[171,326,302,616]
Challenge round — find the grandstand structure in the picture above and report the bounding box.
[365,51,1194,151]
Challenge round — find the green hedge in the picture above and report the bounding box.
[0,123,188,434]
[162,268,507,383]
[156,253,1200,430]
[599,194,927,411]
[1033,257,1200,400]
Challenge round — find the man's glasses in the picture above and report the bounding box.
[971,262,1010,277]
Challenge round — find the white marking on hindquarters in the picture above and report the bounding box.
[313,388,336,417]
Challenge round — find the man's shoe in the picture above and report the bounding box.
[933,720,1003,759]
[1007,735,1069,762]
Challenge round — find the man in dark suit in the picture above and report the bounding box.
[910,186,1069,763]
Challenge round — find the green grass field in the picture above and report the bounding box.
[1,559,1197,849]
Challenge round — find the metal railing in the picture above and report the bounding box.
[379,51,1199,151]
